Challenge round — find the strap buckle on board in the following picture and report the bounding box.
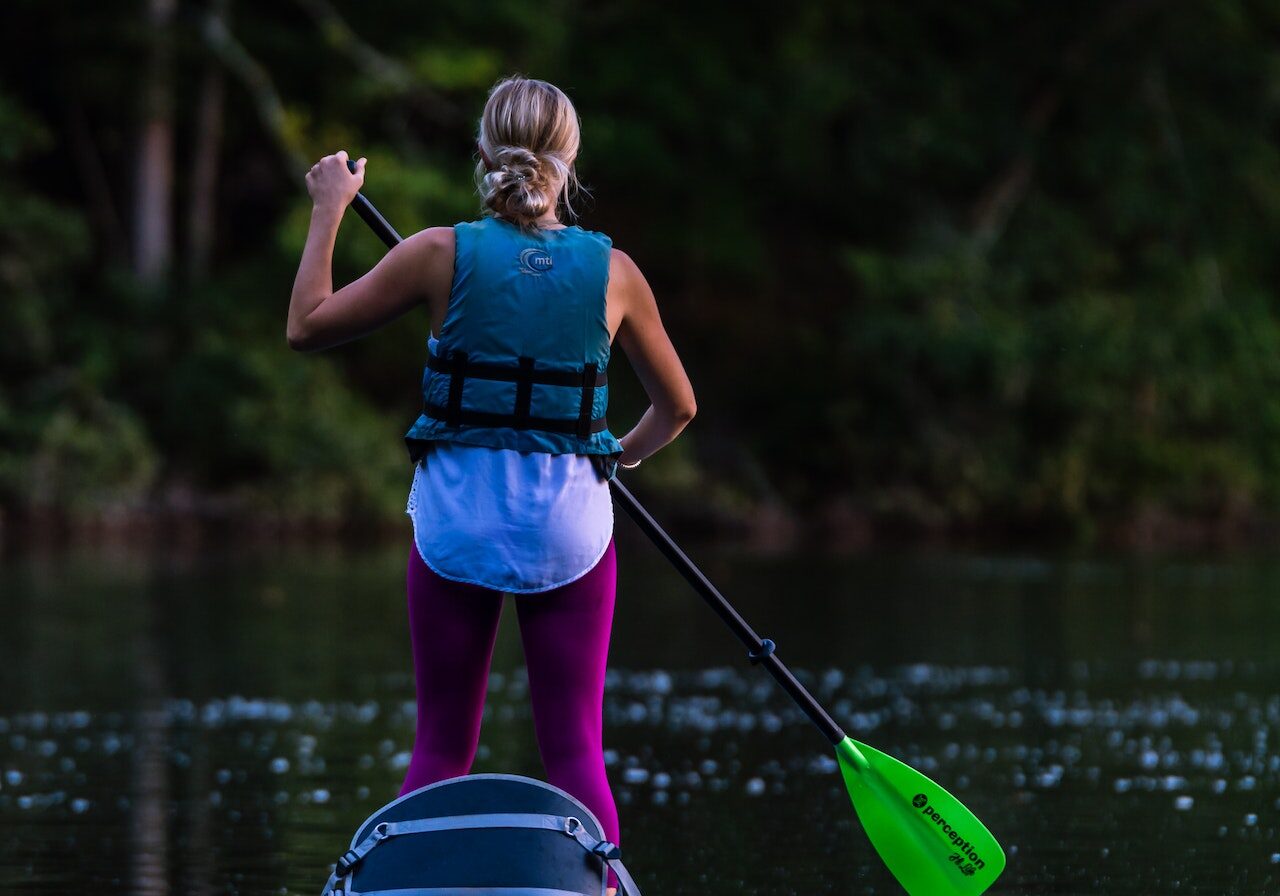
[334,823,389,875]
[591,840,622,861]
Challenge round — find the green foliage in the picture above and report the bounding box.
[0,88,138,515]
[410,46,503,90]
[828,238,1280,536]
[172,333,406,520]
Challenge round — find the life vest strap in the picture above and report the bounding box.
[427,347,609,438]
[428,348,608,388]
[423,403,609,435]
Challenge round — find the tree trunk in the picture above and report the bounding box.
[133,0,177,284]
[66,102,129,265]
[967,0,1161,248]
[187,0,229,282]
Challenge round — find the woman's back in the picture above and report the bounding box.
[405,214,620,593]
[404,215,624,473]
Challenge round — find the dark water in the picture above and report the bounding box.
[2,530,1279,895]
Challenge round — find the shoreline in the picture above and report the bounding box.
[3,488,1278,556]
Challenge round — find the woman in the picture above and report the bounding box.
[286,75,696,895]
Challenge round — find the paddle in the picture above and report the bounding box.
[337,160,1007,895]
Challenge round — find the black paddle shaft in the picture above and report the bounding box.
[339,160,847,746]
[607,478,846,744]
[351,192,403,245]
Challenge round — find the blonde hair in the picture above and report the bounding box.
[474,75,589,233]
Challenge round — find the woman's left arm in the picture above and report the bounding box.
[287,150,440,352]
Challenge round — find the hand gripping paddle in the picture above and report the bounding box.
[336,159,1007,895]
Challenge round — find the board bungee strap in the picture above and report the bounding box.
[320,812,642,896]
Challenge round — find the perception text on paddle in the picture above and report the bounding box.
[912,793,985,877]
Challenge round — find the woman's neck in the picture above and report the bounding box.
[501,212,565,230]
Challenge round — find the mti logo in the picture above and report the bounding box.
[518,248,554,276]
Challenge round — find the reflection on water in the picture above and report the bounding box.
[2,534,1279,894]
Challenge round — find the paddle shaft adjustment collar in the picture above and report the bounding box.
[747,637,776,664]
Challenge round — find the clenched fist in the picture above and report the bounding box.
[306,150,366,211]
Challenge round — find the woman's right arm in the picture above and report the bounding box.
[610,249,697,466]
[287,151,454,352]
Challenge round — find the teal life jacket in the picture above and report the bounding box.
[404,215,624,481]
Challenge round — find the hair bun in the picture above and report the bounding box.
[484,145,552,225]
[474,76,589,233]
[490,146,542,187]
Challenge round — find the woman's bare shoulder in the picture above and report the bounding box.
[395,226,456,323]
[402,225,455,274]
[609,245,638,271]
[609,246,657,304]
[608,246,647,294]
[403,225,456,254]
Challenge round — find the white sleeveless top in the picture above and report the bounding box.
[405,441,614,594]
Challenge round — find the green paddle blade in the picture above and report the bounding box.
[835,737,1006,895]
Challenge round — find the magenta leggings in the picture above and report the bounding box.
[399,537,621,890]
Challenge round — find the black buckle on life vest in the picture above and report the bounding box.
[445,349,468,427]
[514,356,535,428]
[576,362,598,441]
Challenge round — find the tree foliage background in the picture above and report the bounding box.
[3,0,1279,544]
